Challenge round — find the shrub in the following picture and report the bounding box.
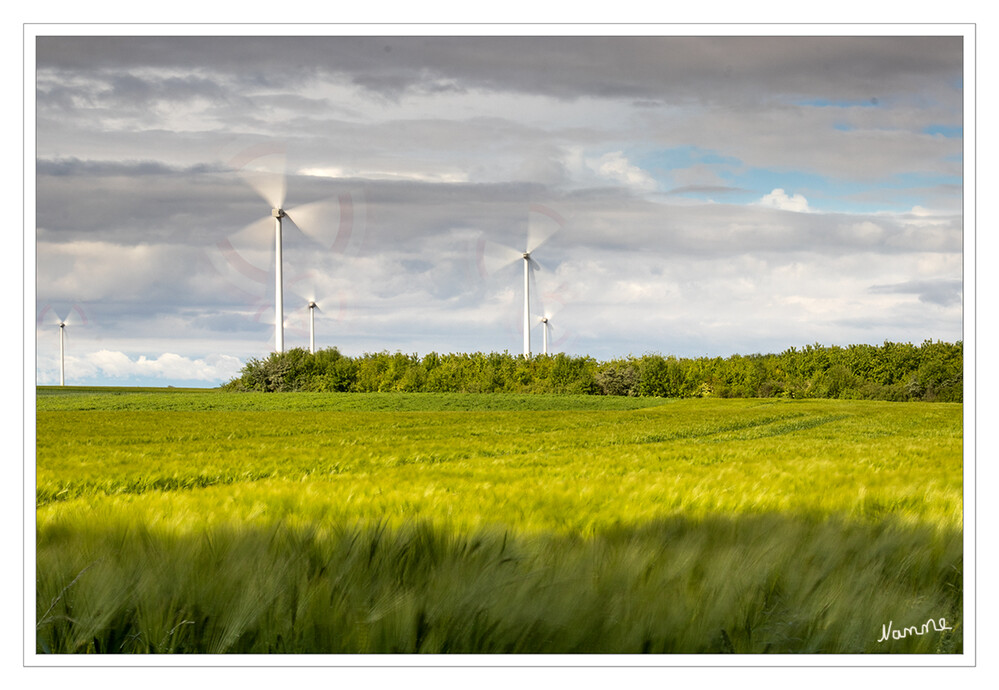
[595,361,639,396]
[221,341,961,403]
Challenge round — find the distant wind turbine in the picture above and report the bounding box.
[478,204,566,356]
[532,274,569,356]
[307,300,319,354]
[286,270,344,354]
[38,304,88,386]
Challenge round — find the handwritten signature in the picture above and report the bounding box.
[878,617,953,643]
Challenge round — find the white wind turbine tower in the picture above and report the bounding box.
[38,304,88,386]
[223,148,347,353]
[479,205,565,356]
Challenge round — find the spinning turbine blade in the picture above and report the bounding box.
[206,243,266,298]
[66,304,89,327]
[477,238,524,279]
[217,217,274,278]
[526,203,565,254]
[227,214,275,251]
[252,302,275,326]
[38,303,89,328]
[252,302,294,330]
[233,146,287,210]
[212,215,274,297]
[286,195,355,251]
[240,168,286,210]
[37,305,59,327]
[287,269,331,305]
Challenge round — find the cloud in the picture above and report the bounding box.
[666,185,748,197]
[36,157,205,177]
[582,151,657,191]
[36,36,963,105]
[591,152,657,190]
[36,240,211,304]
[757,188,811,213]
[54,350,244,384]
[868,279,963,306]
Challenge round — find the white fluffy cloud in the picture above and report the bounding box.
[39,350,244,386]
[758,188,811,213]
[587,151,658,191]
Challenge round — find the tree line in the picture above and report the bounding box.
[221,340,962,402]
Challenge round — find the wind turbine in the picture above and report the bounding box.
[532,276,568,356]
[307,300,319,353]
[478,204,565,356]
[286,270,344,354]
[38,304,88,386]
[538,315,551,355]
[219,146,355,353]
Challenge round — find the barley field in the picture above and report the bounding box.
[35,389,963,654]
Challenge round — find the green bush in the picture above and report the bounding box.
[222,340,962,403]
[595,360,639,396]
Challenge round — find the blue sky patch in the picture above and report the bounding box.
[923,125,963,138]
[639,146,961,214]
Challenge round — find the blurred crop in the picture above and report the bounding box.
[35,393,963,654]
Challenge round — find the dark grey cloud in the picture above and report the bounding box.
[36,35,962,104]
[36,157,222,177]
[36,71,231,122]
[107,73,226,104]
[666,185,749,196]
[868,279,963,306]
[561,196,963,257]
[35,161,252,243]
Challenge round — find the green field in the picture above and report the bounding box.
[35,389,963,654]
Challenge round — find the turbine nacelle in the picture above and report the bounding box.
[272,208,286,219]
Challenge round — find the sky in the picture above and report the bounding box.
[29,30,969,388]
